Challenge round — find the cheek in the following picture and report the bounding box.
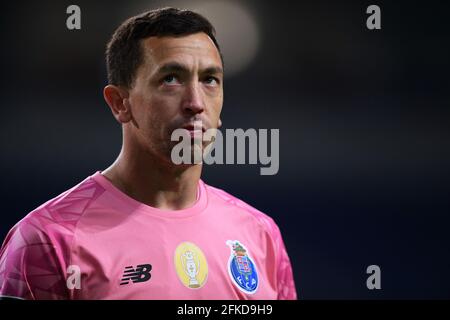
[209,94,223,118]
[146,95,180,134]
[150,91,181,114]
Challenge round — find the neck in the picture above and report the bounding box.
[102,136,202,211]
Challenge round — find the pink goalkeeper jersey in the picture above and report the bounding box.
[0,171,297,300]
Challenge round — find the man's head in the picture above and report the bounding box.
[103,7,224,165]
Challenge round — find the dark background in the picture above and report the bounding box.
[1,0,449,299]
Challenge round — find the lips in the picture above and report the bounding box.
[181,123,206,132]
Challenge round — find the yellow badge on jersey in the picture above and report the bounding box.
[174,242,208,289]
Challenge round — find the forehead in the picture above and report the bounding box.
[140,32,222,70]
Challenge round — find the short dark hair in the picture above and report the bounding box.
[106,7,222,88]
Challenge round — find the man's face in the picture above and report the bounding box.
[127,32,224,163]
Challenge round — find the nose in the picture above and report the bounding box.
[182,81,205,115]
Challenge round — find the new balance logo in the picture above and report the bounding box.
[120,264,152,285]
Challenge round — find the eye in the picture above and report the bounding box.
[162,75,180,85]
[204,76,220,86]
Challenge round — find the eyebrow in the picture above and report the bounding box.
[155,62,223,76]
[201,66,224,76]
[157,62,188,75]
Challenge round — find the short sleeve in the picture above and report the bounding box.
[0,221,68,300]
[272,224,297,300]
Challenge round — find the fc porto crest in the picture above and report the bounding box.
[226,240,258,294]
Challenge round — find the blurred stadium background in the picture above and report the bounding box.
[1,0,449,298]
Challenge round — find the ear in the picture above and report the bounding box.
[103,85,132,123]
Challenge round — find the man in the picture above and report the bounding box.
[0,7,297,300]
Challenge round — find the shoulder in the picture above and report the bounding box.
[0,173,102,301]
[203,182,282,238]
[5,174,105,251]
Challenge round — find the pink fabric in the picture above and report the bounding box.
[0,172,297,300]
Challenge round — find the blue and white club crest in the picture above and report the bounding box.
[226,240,258,294]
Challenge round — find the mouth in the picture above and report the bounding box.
[181,122,206,133]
